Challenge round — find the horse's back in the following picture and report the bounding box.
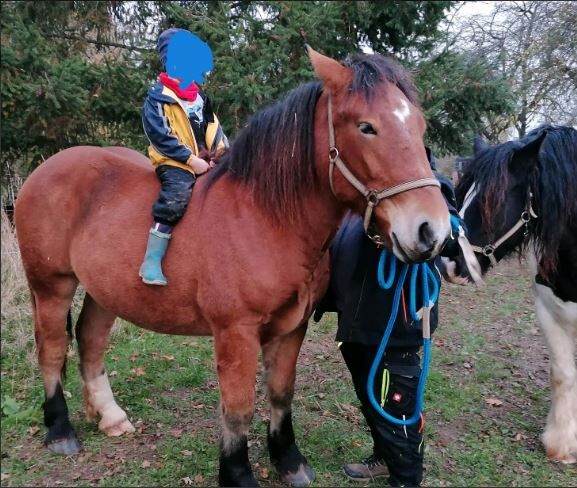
[15,146,157,277]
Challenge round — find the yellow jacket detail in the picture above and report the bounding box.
[142,83,228,175]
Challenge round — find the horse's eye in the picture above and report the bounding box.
[358,122,377,135]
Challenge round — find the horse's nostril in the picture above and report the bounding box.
[418,221,436,252]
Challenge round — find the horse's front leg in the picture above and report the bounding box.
[214,325,260,487]
[262,323,315,487]
[535,283,577,464]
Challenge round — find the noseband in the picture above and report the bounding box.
[470,189,538,267]
[326,96,440,245]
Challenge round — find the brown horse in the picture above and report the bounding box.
[15,48,450,486]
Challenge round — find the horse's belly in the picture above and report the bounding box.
[75,275,212,336]
[101,304,212,336]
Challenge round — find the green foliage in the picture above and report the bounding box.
[1,1,153,176]
[416,51,514,156]
[1,396,20,416]
[161,1,457,137]
[1,0,515,183]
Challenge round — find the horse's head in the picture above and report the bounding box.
[443,131,548,284]
[308,47,450,263]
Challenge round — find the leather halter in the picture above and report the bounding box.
[326,96,440,245]
[470,190,538,267]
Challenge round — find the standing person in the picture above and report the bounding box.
[314,148,465,487]
[140,28,228,285]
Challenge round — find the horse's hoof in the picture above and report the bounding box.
[102,418,135,437]
[545,445,577,464]
[219,473,259,487]
[281,464,316,487]
[46,436,81,455]
[551,453,577,464]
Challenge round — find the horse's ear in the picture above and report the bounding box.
[510,129,547,173]
[473,136,489,155]
[515,129,547,157]
[306,45,352,93]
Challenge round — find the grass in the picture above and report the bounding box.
[2,209,576,486]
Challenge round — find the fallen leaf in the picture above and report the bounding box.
[28,426,40,436]
[259,467,269,479]
[109,371,118,377]
[1,473,10,481]
[161,355,175,361]
[151,352,159,359]
[181,477,193,486]
[191,403,205,409]
[131,367,145,376]
[194,474,204,483]
[485,397,503,407]
[129,353,139,362]
[463,362,472,369]
[140,460,151,469]
[513,432,527,442]
[63,390,72,398]
[170,429,183,438]
[181,450,193,457]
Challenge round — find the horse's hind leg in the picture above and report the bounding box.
[535,283,577,464]
[262,323,315,487]
[32,277,81,455]
[76,293,134,437]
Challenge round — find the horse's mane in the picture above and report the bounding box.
[205,53,419,222]
[456,125,577,276]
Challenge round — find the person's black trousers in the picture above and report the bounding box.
[151,165,196,226]
[340,342,424,487]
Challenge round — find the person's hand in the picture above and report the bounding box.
[187,154,211,175]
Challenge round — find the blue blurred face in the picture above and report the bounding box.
[166,31,213,88]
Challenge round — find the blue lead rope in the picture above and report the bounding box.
[367,249,439,426]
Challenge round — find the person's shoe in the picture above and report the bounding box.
[139,229,171,286]
[343,454,388,482]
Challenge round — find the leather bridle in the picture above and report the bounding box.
[326,96,440,245]
[466,186,538,267]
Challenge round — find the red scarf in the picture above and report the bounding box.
[159,72,199,101]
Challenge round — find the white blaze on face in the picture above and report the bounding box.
[393,98,411,124]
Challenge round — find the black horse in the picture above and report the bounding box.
[443,125,577,464]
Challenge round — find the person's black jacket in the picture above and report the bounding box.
[314,150,463,354]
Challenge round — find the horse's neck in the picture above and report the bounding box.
[294,191,346,259]
[297,95,349,261]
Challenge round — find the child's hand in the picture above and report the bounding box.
[187,154,211,175]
